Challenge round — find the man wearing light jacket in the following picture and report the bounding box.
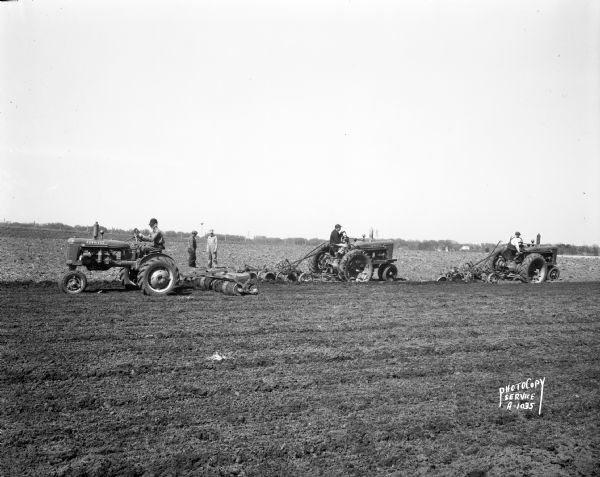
[504,231,524,261]
[207,229,218,268]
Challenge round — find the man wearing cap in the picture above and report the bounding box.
[504,231,524,261]
[207,229,218,268]
[329,224,344,256]
[187,230,198,267]
[136,218,165,255]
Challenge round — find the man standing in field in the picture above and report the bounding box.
[187,230,198,267]
[207,229,218,268]
[136,218,165,255]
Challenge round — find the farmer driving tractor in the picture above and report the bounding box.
[135,218,165,255]
[329,224,347,256]
[503,231,524,262]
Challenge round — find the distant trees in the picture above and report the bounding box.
[394,239,465,252]
[556,243,599,256]
[1,221,598,255]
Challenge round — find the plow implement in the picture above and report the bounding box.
[437,242,505,283]
[180,268,259,296]
[240,262,309,283]
[437,239,560,284]
[248,237,403,283]
[240,242,328,283]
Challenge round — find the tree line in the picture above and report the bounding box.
[1,221,598,256]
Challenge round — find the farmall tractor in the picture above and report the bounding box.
[58,230,180,296]
[485,241,560,283]
[59,229,258,296]
[308,232,399,281]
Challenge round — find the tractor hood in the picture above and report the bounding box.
[502,243,558,254]
[353,240,394,250]
[525,245,558,254]
[68,238,131,249]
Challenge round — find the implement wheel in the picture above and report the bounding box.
[486,249,506,272]
[276,271,298,282]
[59,270,87,294]
[258,270,276,282]
[309,244,331,274]
[298,272,313,283]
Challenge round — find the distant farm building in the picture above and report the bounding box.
[460,245,470,251]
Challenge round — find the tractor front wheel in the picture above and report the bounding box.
[378,264,398,281]
[138,256,179,296]
[548,267,560,281]
[58,270,87,294]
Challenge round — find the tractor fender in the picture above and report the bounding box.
[136,252,180,287]
[136,252,177,270]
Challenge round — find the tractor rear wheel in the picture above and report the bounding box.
[138,256,179,296]
[338,249,373,281]
[518,253,548,283]
[59,270,87,294]
[309,244,331,274]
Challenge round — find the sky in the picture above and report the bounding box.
[1,0,599,245]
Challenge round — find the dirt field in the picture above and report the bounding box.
[1,279,599,476]
[1,230,599,475]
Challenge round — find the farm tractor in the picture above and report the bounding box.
[58,229,257,296]
[306,232,399,282]
[485,241,560,283]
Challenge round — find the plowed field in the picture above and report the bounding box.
[1,280,599,476]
